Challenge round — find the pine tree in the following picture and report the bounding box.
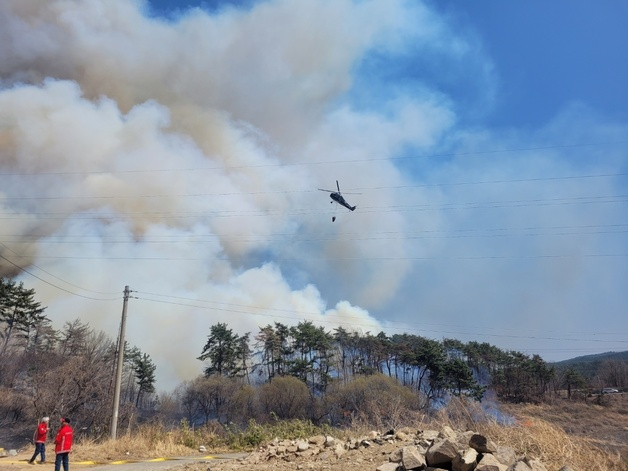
[0,279,47,355]
[199,323,249,378]
[134,353,157,407]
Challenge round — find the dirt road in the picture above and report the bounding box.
[0,451,248,471]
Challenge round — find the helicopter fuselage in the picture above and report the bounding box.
[330,192,356,211]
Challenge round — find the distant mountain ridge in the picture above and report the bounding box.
[552,351,628,366]
[551,351,628,381]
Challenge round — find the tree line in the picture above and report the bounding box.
[2,278,626,439]
[196,322,551,405]
[180,321,627,427]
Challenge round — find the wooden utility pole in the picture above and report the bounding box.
[111,285,130,440]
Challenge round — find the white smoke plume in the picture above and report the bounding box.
[0,0,454,389]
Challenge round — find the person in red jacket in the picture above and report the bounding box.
[54,417,73,471]
[28,416,49,464]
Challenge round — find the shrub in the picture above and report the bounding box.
[257,376,310,420]
[328,374,421,429]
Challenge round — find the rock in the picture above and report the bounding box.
[440,425,457,439]
[347,439,360,450]
[388,447,403,463]
[455,430,476,449]
[494,445,517,467]
[395,431,408,441]
[426,438,458,467]
[376,462,400,471]
[469,433,498,453]
[526,459,548,471]
[420,430,440,441]
[316,451,332,461]
[476,453,507,471]
[212,425,556,471]
[332,443,346,458]
[298,447,319,458]
[309,435,326,446]
[508,461,534,471]
[401,445,426,470]
[508,457,549,471]
[452,447,478,471]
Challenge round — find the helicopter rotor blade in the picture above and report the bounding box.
[336,180,340,193]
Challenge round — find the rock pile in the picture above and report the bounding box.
[240,426,576,471]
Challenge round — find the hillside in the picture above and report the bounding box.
[553,351,628,365]
[552,351,628,381]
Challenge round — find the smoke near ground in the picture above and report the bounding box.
[1,0,626,390]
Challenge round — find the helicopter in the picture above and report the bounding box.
[318,180,356,221]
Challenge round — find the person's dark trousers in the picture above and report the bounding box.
[29,443,46,463]
[54,452,69,471]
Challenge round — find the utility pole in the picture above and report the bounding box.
[111,285,130,440]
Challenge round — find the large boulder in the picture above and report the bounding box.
[401,445,427,470]
[452,447,478,471]
[469,433,498,453]
[426,438,458,467]
[476,453,508,471]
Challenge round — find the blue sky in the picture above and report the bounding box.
[433,0,628,128]
[0,0,626,390]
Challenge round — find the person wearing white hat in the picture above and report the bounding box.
[28,416,49,464]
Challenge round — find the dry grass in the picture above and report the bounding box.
[66,396,628,471]
[73,431,189,462]
[71,421,230,463]
[480,415,625,471]
[424,396,628,471]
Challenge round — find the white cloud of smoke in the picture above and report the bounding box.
[0,0,450,389]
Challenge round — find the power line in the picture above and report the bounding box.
[132,292,628,345]
[0,194,627,222]
[4,252,628,262]
[1,223,627,244]
[0,252,122,301]
[0,242,121,296]
[1,172,627,201]
[136,290,626,337]
[0,140,626,176]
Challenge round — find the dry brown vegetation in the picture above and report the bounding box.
[499,394,628,468]
[441,396,628,471]
[4,395,626,471]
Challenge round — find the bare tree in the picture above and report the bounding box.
[594,360,628,389]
